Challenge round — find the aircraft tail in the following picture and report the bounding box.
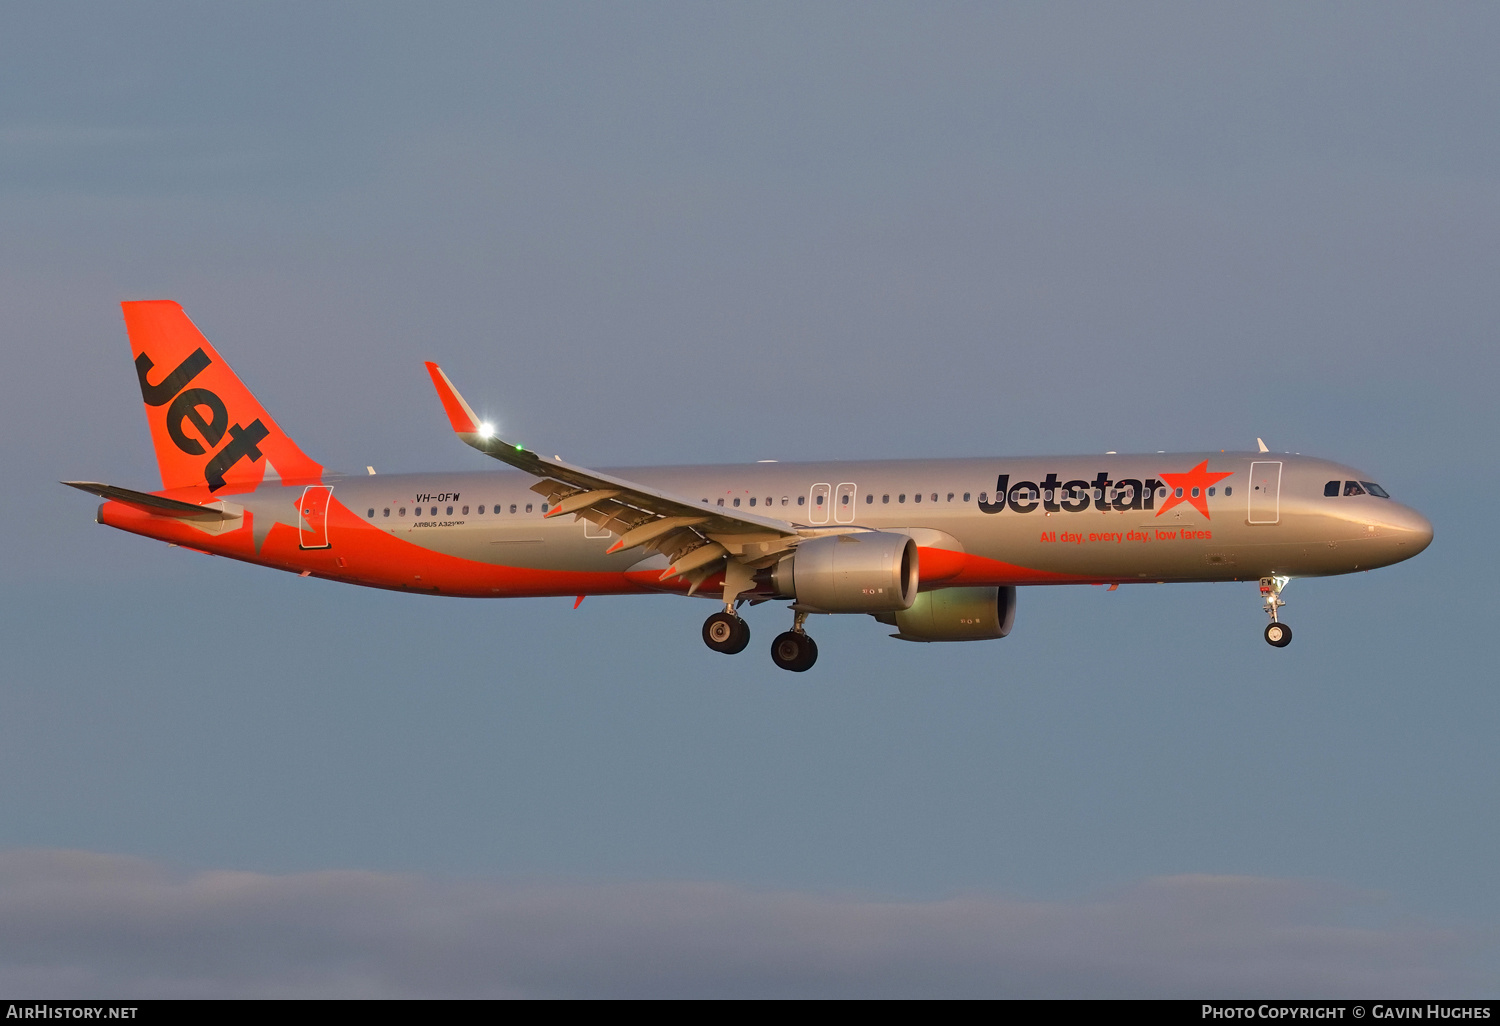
[122,301,323,494]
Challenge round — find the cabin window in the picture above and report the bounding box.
[1344,481,1366,496]
[478,505,485,514]
[734,498,741,507]
[1363,482,1390,498]
[1206,489,1215,497]
[399,507,407,516]
[510,504,517,513]
[899,494,906,503]
[383,508,390,517]
[748,497,755,506]
[978,493,986,503]
[1158,488,1168,499]
[1190,488,1199,498]
[815,495,824,506]
[963,493,971,502]
[841,494,849,505]
[367,508,375,518]
[781,497,788,506]
[462,505,469,515]
[1224,487,1232,497]
[446,506,453,516]
[913,493,921,503]
[798,496,805,506]
[865,494,873,504]
[765,497,772,506]
[717,498,725,506]
[882,494,890,503]
[527,503,535,513]
[1174,488,1183,498]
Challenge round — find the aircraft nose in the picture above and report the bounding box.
[1388,504,1434,557]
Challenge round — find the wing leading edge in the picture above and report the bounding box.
[424,363,801,594]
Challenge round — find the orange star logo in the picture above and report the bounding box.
[1156,461,1233,519]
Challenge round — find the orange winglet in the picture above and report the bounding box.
[573,595,586,609]
[424,362,481,434]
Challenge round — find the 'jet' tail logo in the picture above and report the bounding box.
[134,348,270,491]
[121,300,322,494]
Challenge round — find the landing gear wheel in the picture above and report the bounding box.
[703,612,751,654]
[771,631,818,672]
[1264,622,1292,648]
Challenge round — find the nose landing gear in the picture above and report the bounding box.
[1260,576,1292,647]
[702,610,750,654]
[771,610,818,672]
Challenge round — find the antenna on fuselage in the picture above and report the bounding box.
[1256,438,1270,453]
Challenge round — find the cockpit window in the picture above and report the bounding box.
[1362,481,1390,498]
[1343,481,1366,496]
[1324,480,1340,497]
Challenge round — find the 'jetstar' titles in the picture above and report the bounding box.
[978,472,1166,516]
[977,465,1232,520]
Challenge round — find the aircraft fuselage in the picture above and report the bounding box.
[99,452,1432,600]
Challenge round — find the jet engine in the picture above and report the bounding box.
[873,586,1017,642]
[767,532,918,613]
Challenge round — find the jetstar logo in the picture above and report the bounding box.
[1156,461,1233,518]
[135,348,268,492]
[978,462,1232,519]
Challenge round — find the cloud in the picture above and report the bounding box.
[0,850,1488,998]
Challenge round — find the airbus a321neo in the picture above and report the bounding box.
[66,301,1434,671]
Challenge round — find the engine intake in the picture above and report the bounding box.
[769,532,918,613]
[874,586,1017,642]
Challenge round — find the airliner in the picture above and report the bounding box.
[66,301,1434,671]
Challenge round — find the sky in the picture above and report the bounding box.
[1,1,1497,998]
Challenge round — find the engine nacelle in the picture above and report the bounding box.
[769,532,918,613]
[874,586,1017,642]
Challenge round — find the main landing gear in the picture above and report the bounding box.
[1260,576,1292,648]
[700,608,819,671]
[771,610,818,672]
[702,610,751,654]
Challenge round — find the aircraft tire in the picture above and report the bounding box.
[703,611,751,654]
[771,631,818,672]
[1264,622,1292,648]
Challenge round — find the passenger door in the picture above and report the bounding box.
[1248,462,1282,525]
[298,485,334,548]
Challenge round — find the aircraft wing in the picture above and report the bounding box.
[425,363,801,588]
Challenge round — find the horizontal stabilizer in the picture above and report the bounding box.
[61,481,240,521]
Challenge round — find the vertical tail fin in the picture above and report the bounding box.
[122,301,323,493]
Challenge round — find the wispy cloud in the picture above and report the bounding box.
[0,850,1488,998]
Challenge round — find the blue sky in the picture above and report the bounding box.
[1,2,1496,996]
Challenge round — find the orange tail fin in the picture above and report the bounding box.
[122,301,322,494]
